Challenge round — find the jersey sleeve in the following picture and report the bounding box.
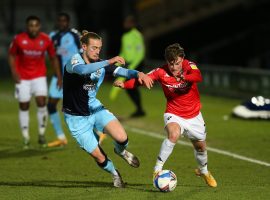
[123,78,139,89]
[123,67,159,89]
[147,68,161,81]
[66,54,85,73]
[66,54,109,75]
[9,36,18,55]
[104,64,118,75]
[46,37,56,57]
[184,62,202,83]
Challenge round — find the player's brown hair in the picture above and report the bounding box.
[165,43,185,63]
[80,30,102,45]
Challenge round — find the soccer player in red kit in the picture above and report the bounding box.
[8,15,62,149]
[114,43,217,187]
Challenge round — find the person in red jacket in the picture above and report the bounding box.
[8,15,61,149]
[114,43,217,188]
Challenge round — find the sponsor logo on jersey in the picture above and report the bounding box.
[83,82,95,91]
[164,82,191,94]
[23,50,42,56]
[190,63,198,69]
[167,116,172,120]
[164,82,189,89]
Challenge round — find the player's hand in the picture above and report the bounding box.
[12,72,21,83]
[113,80,124,88]
[108,56,125,66]
[57,78,63,89]
[137,72,153,89]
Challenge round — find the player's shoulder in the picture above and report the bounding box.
[70,28,81,37]
[13,32,27,40]
[39,32,52,41]
[148,65,166,75]
[183,59,198,70]
[49,31,57,38]
[70,53,83,65]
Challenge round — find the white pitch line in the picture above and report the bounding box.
[125,126,270,167]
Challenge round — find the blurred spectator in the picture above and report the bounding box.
[232,96,270,119]
[110,15,146,117]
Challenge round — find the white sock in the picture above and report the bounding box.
[19,110,29,140]
[37,106,47,135]
[154,138,175,172]
[194,150,208,174]
[58,134,66,140]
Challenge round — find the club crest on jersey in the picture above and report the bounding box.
[39,40,44,46]
[22,40,28,45]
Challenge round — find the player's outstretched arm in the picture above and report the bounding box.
[70,56,125,75]
[113,73,153,90]
[112,68,153,89]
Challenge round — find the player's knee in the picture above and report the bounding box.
[168,131,180,143]
[47,102,57,114]
[194,144,206,152]
[95,155,106,164]
[115,137,128,146]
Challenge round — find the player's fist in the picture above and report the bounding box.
[113,80,124,88]
[108,56,125,66]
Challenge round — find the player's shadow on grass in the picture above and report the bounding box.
[0,180,150,190]
[0,148,63,160]
[0,180,207,193]
[0,180,113,188]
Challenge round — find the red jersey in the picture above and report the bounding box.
[9,32,56,80]
[124,59,202,119]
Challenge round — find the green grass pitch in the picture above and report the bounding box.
[0,79,269,200]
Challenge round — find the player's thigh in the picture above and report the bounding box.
[95,109,127,141]
[48,76,63,99]
[165,122,181,141]
[64,114,98,153]
[31,77,48,97]
[185,112,206,141]
[164,113,185,136]
[15,80,31,102]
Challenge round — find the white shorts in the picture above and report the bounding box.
[15,77,47,102]
[164,112,206,141]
